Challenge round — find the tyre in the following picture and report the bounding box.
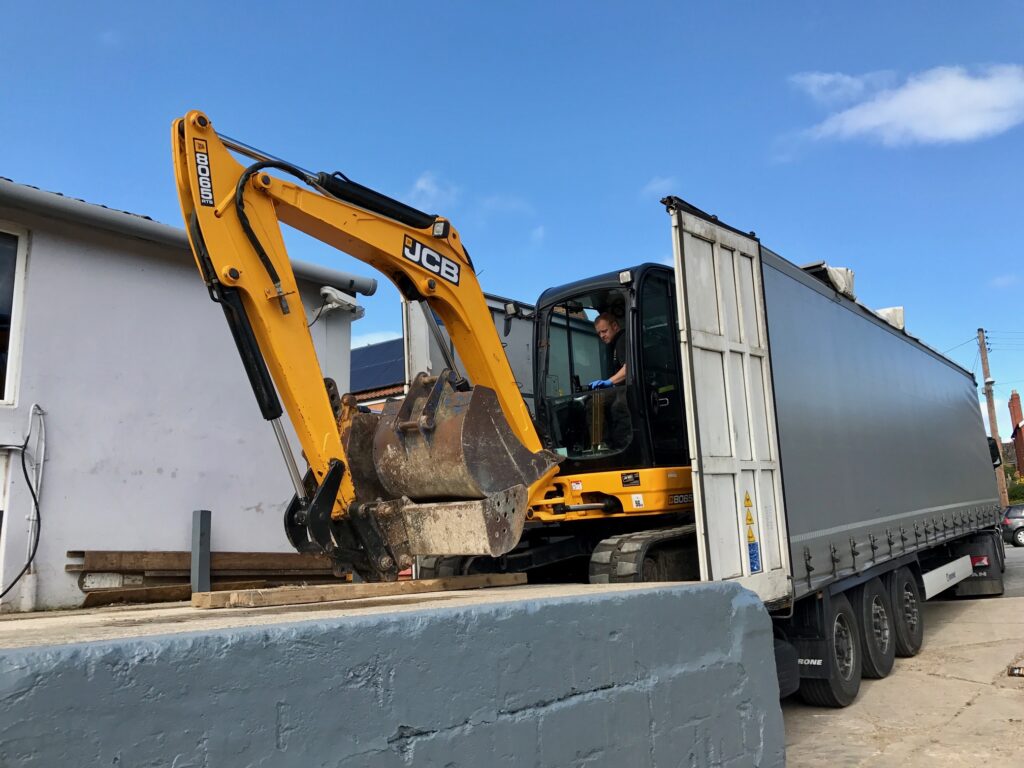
[888,567,924,657]
[851,578,896,679]
[798,593,862,707]
[1013,528,1024,548]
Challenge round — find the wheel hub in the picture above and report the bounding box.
[870,595,891,653]
[902,585,918,633]
[833,614,855,680]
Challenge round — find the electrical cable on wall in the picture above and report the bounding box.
[0,404,46,601]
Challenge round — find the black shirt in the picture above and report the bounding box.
[610,329,626,374]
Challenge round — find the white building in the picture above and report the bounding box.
[0,178,374,611]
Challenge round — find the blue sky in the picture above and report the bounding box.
[2,2,1023,436]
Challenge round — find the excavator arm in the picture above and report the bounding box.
[172,111,559,581]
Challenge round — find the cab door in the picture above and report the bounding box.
[638,270,688,467]
[668,200,792,606]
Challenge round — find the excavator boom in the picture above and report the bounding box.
[172,111,559,580]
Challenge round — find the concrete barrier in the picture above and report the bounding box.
[0,582,784,766]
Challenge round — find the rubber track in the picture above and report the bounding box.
[588,524,697,584]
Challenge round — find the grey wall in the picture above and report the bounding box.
[0,582,784,767]
[0,206,361,610]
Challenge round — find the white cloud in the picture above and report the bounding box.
[790,71,894,106]
[407,172,459,211]
[640,176,676,199]
[351,330,401,348]
[530,225,545,245]
[479,195,535,216]
[991,274,1020,288]
[797,65,1024,146]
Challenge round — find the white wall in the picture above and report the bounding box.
[0,208,361,610]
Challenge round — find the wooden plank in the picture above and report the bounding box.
[82,581,264,608]
[192,573,527,609]
[66,550,332,573]
[141,569,336,578]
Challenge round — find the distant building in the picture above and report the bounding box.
[1009,390,1023,476]
[350,295,537,415]
[350,337,405,411]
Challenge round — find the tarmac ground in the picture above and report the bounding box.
[783,543,1024,767]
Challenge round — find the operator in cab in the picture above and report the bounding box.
[588,312,631,449]
[589,313,627,389]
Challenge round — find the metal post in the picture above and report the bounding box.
[191,509,212,594]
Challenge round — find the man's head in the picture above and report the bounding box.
[594,313,621,345]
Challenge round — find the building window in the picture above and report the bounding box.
[0,232,21,402]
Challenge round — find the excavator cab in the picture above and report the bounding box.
[534,265,690,477]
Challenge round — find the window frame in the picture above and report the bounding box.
[0,222,29,407]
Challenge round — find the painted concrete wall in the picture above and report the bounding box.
[0,206,362,610]
[0,582,785,767]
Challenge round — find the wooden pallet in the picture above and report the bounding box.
[66,550,333,574]
[192,573,527,609]
[82,581,265,608]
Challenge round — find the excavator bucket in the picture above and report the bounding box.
[369,370,560,556]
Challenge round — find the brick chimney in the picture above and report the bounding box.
[1010,390,1024,474]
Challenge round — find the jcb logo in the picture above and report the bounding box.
[403,236,460,285]
[193,139,214,207]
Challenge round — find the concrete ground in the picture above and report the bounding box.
[784,543,1024,767]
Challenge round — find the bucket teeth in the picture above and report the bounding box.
[370,485,529,559]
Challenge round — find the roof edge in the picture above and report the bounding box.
[0,177,377,296]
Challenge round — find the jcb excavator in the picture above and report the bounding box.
[173,111,697,583]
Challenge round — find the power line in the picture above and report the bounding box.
[943,336,977,354]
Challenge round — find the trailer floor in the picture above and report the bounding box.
[784,545,1024,768]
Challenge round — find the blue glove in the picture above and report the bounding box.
[588,379,613,390]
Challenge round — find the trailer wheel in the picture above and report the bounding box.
[799,593,862,707]
[889,567,924,657]
[851,578,895,679]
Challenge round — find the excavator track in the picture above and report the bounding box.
[588,524,697,584]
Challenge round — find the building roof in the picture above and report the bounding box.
[350,337,405,393]
[0,177,376,295]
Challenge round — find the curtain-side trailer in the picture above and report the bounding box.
[666,197,1004,706]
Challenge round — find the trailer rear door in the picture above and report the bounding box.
[668,200,792,605]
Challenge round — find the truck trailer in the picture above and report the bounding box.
[405,197,1005,706]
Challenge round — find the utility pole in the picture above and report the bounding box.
[978,328,1009,507]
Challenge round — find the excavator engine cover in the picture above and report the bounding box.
[372,370,559,555]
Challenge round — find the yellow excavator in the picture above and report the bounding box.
[173,111,696,583]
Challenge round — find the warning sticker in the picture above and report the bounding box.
[631,494,645,509]
[744,490,761,573]
[570,480,583,492]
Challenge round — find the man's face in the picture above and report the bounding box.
[595,318,619,344]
